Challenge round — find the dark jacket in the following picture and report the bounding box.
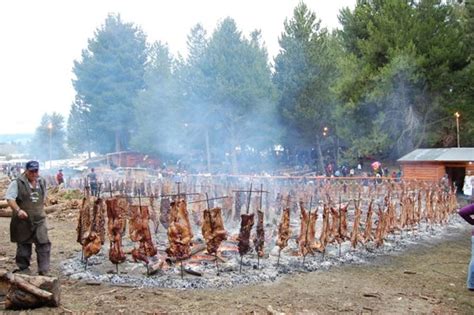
[10,174,49,243]
[458,203,474,236]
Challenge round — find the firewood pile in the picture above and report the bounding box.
[0,182,82,219]
[0,176,10,195]
[0,269,60,310]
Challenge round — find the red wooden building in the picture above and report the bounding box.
[398,147,474,192]
[105,151,160,169]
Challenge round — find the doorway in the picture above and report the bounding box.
[445,166,465,193]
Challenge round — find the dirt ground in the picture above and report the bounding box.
[1,214,474,314]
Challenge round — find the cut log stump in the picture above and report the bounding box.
[0,269,60,309]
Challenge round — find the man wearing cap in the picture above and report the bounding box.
[5,160,50,276]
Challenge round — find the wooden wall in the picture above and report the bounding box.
[401,162,446,181]
[401,161,474,181]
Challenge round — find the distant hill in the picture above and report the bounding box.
[0,133,33,144]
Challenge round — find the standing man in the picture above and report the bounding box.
[5,160,50,275]
[87,167,98,196]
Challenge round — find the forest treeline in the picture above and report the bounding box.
[32,0,474,173]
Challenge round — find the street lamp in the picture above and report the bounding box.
[47,122,53,169]
[323,126,328,137]
[455,112,460,148]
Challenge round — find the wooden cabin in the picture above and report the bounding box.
[398,148,474,192]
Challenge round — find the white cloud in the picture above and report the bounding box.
[0,0,355,135]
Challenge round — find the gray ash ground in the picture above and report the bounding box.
[60,215,466,290]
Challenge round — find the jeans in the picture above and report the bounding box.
[468,236,474,289]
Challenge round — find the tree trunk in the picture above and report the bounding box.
[315,137,325,175]
[0,270,60,310]
[229,123,239,174]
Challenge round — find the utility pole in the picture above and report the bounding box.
[455,112,460,148]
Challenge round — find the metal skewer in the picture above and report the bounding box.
[239,183,253,274]
[246,183,252,214]
[302,196,313,266]
[339,195,342,257]
[188,196,230,204]
[205,193,220,276]
[257,184,264,269]
[277,195,291,268]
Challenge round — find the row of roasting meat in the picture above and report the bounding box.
[76,187,457,267]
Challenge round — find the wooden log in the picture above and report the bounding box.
[0,204,63,217]
[6,273,53,300]
[0,200,9,209]
[44,204,63,214]
[0,269,60,309]
[184,268,202,277]
[165,243,206,264]
[147,260,165,275]
[0,269,9,296]
[0,208,12,217]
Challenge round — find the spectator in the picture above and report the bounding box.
[87,168,98,196]
[440,173,450,192]
[463,171,473,198]
[56,169,64,186]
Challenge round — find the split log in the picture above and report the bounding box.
[165,243,206,265]
[0,208,13,217]
[0,200,9,209]
[0,269,60,309]
[45,204,63,214]
[147,260,165,275]
[184,268,202,277]
[0,270,9,296]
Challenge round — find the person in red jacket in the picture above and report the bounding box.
[458,202,474,291]
[56,169,64,186]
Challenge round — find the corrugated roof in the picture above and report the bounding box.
[398,148,474,162]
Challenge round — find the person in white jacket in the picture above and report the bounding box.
[463,171,473,197]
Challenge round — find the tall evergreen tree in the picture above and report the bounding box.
[67,95,94,157]
[203,18,277,173]
[131,41,180,157]
[274,3,339,172]
[336,0,469,159]
[72,14,147,153]
[179,24,215,171]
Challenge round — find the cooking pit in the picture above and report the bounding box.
[61,176,462,289]
[62,177,461,289]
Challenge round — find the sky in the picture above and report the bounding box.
[0,0,355,135]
